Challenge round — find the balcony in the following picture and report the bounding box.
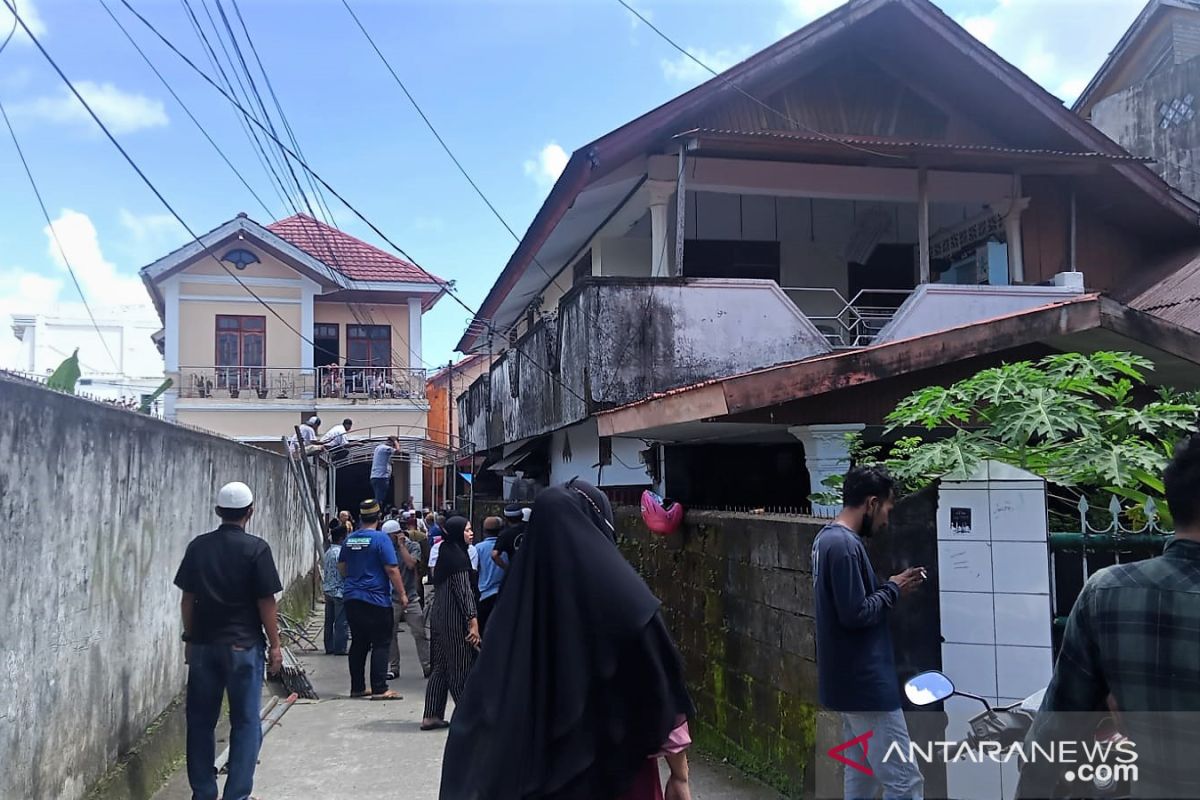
[179,366,427,401]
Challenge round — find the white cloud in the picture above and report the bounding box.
[778,0,844,32]
[12,81,168,134]
[45,209,152,307]
[118,209,185,248]
[0,0,47,45]
[0,269,62,369]
[661,45,753,84]
[523,142,569,189]
[951,0,1146,104]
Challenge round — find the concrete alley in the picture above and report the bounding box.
[152,613,785,800]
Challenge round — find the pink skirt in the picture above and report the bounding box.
[616,720,691,800]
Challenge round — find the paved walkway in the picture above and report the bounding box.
[155,611,784,800]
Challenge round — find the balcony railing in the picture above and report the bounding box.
[178,366,427,401]
[780,287,914,348]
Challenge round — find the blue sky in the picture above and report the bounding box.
[0,0,1152,369]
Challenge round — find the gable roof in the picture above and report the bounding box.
[1073,0,1200,117]
[267,214,444,285]
[456,0,1200,353]
[139,213,444,319]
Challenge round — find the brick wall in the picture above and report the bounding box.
[616,508,823,797]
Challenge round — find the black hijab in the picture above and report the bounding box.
[439,480,694,800]
[434,515,472,587]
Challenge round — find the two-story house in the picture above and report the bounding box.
[457,0,1200,506]
[140,212,443,505]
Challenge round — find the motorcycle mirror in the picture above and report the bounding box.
[905,671,955,706]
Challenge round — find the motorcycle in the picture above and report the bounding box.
[904,670,1132,799]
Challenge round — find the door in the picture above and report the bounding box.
[215,315,266,390]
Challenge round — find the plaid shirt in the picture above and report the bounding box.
[1018,537,1200,798]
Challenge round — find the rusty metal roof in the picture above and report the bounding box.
[677,128,1154,163]
[1129,250,1200,330]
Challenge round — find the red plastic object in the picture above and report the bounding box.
[641,490,684,535]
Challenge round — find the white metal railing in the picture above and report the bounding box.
[778,287,913,348]
[316,365,425,400]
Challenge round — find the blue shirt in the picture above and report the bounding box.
[812,522,901,712]
[338,527,398,607]
[475,537,505,601]
[321,544,344,599]
[370,444,395,479]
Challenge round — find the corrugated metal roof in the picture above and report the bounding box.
[268,214,443,285]
[677,128,1153,161]
[1130,250,1200,330]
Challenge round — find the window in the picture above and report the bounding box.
[682,240,781,281]
[347,325,390,367]
[215,315,265,389]
[598,436,613,467]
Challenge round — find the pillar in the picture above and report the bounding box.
[163,277,179,422]
[789,423,866,517]
[647,180,675,278]
[300,279,317,399]
[409,452,424,511]
[1003,176,1030,284]
[917,168,930,284]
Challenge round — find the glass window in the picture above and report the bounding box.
[347,325,390,367]
[214,315,266,389]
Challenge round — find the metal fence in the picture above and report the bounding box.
[179,366,427,401]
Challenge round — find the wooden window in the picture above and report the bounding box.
[215,315,265,389]
[347,324,390,367]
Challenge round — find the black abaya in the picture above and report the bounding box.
[439,481,694,800]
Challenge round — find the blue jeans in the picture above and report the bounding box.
[324,594,348,654]
[840,709,924,800]
[186,643,264,800]
[370,477,391,509]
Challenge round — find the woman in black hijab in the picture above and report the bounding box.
[421,515,481,731]
[439,480,695,800]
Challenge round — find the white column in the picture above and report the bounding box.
[407,296,423,370]
[409,452,424,510]
[917,168,930,284]
[163,277,180,422]
[789,423,866,517]
[300,279,316,400]
[1004,176,1029,284]
[647,180,675,278]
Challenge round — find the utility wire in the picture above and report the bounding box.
[0,100,122,371]
[107,0,584,401]
[96,0,273,218]
[614,0,903,160]
[2,0,325,353]
[341,0,573,301]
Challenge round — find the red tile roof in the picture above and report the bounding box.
[267,214,443,285]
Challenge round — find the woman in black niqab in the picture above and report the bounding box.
[439,480,695,800]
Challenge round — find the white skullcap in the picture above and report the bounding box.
[217,481,254,509]
[381,520,402,534]
[521,508,532,522]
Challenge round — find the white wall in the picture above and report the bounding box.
[550,417,654,488]
[875,283,1084,343]
[597,237,652,277]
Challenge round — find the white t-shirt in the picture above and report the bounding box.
[428,541,479,571]
[287,423,317,453]
[322,424,348,448]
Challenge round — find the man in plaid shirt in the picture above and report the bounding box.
[1017,433,1200,799]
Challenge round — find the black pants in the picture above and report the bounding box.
[478,594,498,637]
[345,600,394,694]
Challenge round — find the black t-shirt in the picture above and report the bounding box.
[494,521,526,560]
[174,524,283,646]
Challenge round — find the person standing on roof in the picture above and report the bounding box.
[370,436,399,512]
[339,499,408,700]
[321,418,353,462]
[174,481,283,800]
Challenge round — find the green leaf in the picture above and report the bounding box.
[885,385,971,430]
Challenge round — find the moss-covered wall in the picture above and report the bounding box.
[616,508,824,798]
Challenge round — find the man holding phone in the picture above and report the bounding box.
[812,465,925,800]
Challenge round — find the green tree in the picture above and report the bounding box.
[812,352,1199,527]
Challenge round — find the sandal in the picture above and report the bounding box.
[370,690,403,701]
[420,719,450,731]
[350,690,373,699]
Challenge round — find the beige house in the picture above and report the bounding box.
[140,212,442,497]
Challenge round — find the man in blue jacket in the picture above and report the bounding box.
[813,466,926,799]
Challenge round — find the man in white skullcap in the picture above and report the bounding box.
[174,481,283,800]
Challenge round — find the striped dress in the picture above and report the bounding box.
[422,570,478,720]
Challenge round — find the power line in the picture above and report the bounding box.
[2,0,324,353]
[341,0,573,300]
[96,0,273,218]
[613,0,903,160]
[0,100,122,371]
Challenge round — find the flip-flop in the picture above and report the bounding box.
[350,690,373,699]
[420,719,450,731]
[370,690,403,701]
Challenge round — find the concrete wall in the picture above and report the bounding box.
[0,375,314,800]
[875,283,1084,343]
[617,508,822,797]
[1092,56,1200,201]
[549,417,654,488]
